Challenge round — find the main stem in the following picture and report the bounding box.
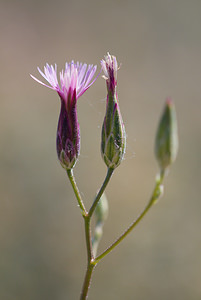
[80,260,95,300]
[80,168,114,299]
[80,216,95,300]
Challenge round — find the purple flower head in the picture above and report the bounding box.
[100,53,126,169]
[31,61,98,169]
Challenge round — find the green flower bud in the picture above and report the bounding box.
[94,192,109,223]
[93,193,109,256]
[100,53,126,169]
[155,98,179,170]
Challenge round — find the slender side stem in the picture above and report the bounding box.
[67,169,87,216]
[94,171,165,264]
[89,168,114,218]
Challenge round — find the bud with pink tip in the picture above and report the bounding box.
[100,53,126,169]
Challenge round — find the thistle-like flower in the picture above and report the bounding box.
[100,53,126,169]
[31,61,98,169]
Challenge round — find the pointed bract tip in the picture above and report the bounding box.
[166,97,174,107]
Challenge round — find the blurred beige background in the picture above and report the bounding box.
[0,0,201,299]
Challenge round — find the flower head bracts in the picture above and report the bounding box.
[31,61,98,170]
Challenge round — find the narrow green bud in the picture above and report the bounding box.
[100,53,126,169]
[94,192,109,223]
[155,98,179,170]
[92,193,109,256]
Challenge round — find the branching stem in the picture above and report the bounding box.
[67,168,166,300]
[94,169,165,263]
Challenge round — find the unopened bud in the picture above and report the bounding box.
[101,53,126,169]
[155,98,178,170]
[95,192,109,223]
[93,193,109,256]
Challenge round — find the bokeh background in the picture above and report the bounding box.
[0,0,201,299]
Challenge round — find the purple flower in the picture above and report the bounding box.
[31,61,98,169]
[100,53,126,169]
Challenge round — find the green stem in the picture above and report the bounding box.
[80,168,114,299]
[84,216,93,262]
[94,171,165,264]
[89,168,113,218]
[80,262,95,300]
[67,169,87,217]
[80,217,94,299]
